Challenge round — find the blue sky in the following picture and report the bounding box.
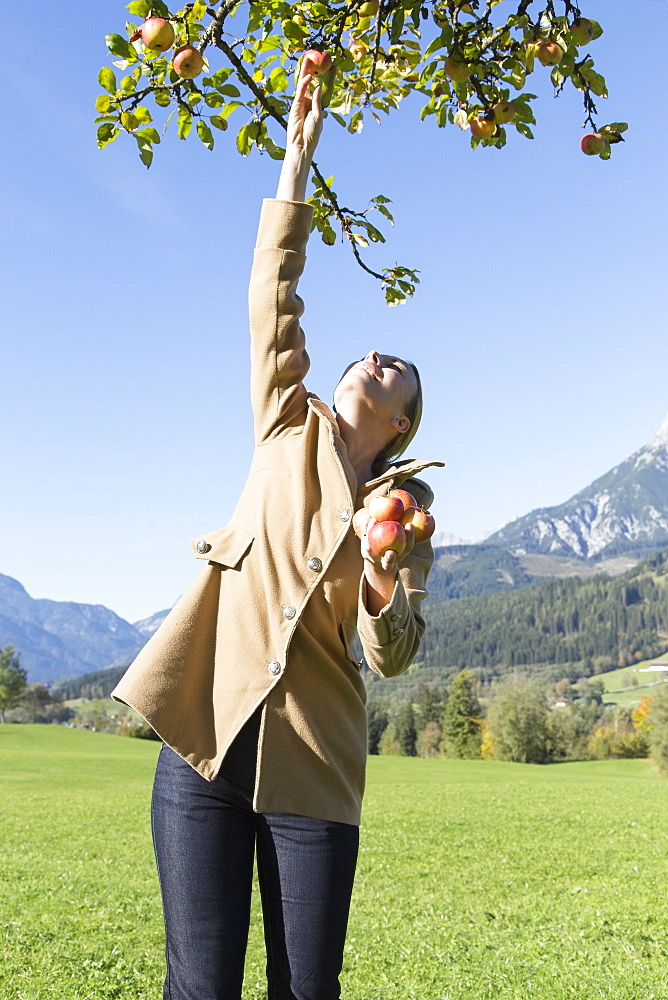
[1,1,666,622]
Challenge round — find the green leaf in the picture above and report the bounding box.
[105,33,137,62]
[133,105,152,123]
[365,223,385,244]
[205,91,225,107]
[515,121,534,139]
[219,101,244,120]
[269,67,289,93]
[153,88,171,107]
[121,112,139,131]
[218,84,242,98]
[236,123,254,155]
[177,113,193,139]
[283,19,307,41]
[125,1,151,16]
[322,225,337,246]
[588,19,604,41]
[197,119,215,150]
[210,115,229,131]
[98,67,117,95]
[203,68,233,87]
[135,134,154,167]
[136,127,160,143]
[97,123,120,147]
[95,94,112,113]
[120,75,136,93]
[390,10,405,45]
[375,204,394,224]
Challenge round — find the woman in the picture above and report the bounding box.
[112,68,443,1000]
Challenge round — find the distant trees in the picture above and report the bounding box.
[648,686,668,775]
[486,678,551,763]
[441,670,482,759]
[0,645,27,722]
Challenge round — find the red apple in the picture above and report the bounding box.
[367,520,406,558]
[303,49,333,75]
[400,506,419,528]
[444,57,470,83]
[353,508,370,539]
[368,496,405,523]
[569,17,595,46]
[580,132,606,155]
[470,115,496,139]
[140,17,175,52]
[535,40,564,66]
[411,509,436,543]
[492,100,515,124]
[173,45,204,79]
[388,488,418,510]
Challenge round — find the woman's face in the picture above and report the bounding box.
[333,350,418,432]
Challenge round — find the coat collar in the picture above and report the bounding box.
[306,395,445,495]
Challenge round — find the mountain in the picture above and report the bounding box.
[485,414,668,561]
[0,574,164,684]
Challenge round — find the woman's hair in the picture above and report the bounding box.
[373,360,423,471]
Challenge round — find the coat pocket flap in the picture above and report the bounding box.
[190,524,254,568]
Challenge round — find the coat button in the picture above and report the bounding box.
[308,557,323,572]
[268,661,282,675]
[283,606,296,620]
[390,613,401,621]
[339,509,351,522]
[393,627,404,635]
[196,540,211,553]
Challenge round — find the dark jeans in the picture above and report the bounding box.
[151,710,359,1000]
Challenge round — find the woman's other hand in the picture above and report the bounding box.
[359,516,415,616]
[276,67,323,202]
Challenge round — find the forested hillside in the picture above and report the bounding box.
[53,665,128,701]
[419,548,668,686]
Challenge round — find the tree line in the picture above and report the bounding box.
[420,548,668,683]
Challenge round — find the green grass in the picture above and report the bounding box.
[2,726,668,999]
[598,652,668,708]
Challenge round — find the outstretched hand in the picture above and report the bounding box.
[287,68,323,163]
[276,67,323,202]
[358,513,415,616]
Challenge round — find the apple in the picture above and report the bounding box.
[492,100,515,124]
[535,40,564,66]
[367,520,406,559]
[173,45,204,78]
[350,41,367,62]
[400,505,419,528]
[140,17,175,52]
[470,115,496,139]
[444,57,470,83]
[580,132,606,156]
[388,488,418,510]
[359,0,379,15]
[410,509,436,543]
[569,17,595,46]
[303,49,333,75]
[353,508,370,539]
[368,496,405,522]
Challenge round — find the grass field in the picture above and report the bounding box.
[2,725,668,999]
[599,653,668,709]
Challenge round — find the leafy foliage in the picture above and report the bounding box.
[96,1,626,302]
[0,645,27,722]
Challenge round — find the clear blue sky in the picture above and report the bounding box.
[1,1,666,622]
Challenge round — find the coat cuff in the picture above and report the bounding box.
[255,199,314,254]
[357,574,410,648]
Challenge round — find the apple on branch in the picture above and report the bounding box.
[470,116,497,139]
[535,40,564,66]
[302,50,333,75]
[580,132,607,156]
[140,17,175,52]
[172,45,204,79]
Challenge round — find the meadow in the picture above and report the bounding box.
[1,725,667,1000]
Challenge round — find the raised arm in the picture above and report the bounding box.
[248,71,323,444]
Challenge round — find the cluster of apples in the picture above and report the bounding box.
[132,17,204,79]
[353,488,436,560]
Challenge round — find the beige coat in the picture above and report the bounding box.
[112,199,443,825]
